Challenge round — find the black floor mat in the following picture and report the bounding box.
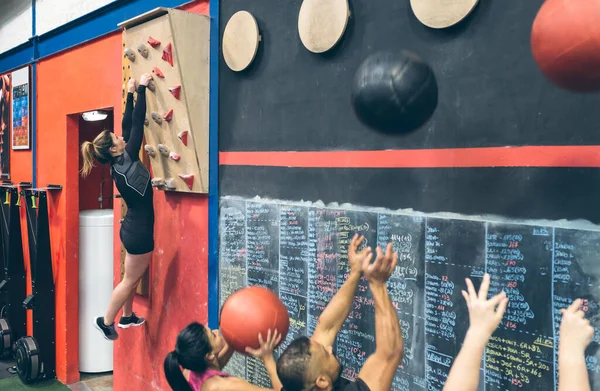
[0,359,16,379]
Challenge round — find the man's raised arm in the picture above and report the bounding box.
[312,234,372,347]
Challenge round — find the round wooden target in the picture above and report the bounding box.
[223,11,260,72]
[298,0,350,53]
[410,0,479,29]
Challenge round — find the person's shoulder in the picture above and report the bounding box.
[343,378,371,391]
[202,375,245,391]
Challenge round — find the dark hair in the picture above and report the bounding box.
[80,130,114,177]
[276,336,312,391]
[164,322,211,391]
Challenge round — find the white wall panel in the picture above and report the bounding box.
[36,0,116,36]
[0,0,33,55]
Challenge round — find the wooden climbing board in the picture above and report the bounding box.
[120,43,150,297]
[119,7,210,194]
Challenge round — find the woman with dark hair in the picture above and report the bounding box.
[80,73,154,340]
[164,322,283,391]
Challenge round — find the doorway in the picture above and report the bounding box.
[77,109,114,211]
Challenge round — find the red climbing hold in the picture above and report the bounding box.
[178,130,189,146]
[148,36,161,47]
[168,85,181,99]
[169,152,181,161]
[179,174,194,190]
[162,43,173,66]
[152,67,165,78]
[163,109,173,122]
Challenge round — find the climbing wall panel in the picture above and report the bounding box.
[119,7,210,194]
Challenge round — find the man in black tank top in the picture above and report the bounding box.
[276,236,404,391]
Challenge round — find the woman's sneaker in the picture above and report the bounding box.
[118,312,146,329]
[94,317,119,341]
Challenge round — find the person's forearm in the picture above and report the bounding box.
[317,271,361,334]
[558,350,591,391]
[443,330,487,391]
[262,355,283,391]
[370,282,403,358]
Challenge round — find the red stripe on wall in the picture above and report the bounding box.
[219,146,600,168]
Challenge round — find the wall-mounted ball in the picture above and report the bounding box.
[531,0,600,92]
[351,51,438,134]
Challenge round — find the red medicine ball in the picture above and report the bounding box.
[531,0,600,92]
[220,286,290,354]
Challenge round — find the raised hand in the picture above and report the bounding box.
[559,298,595,356]
[140,73,153,86]
[244,329,282,361]
[362,243,397,285]
[348,234,372,276]
[462,274,508,341]
[127,77,136,93]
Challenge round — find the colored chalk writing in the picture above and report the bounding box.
[219,198,600,391]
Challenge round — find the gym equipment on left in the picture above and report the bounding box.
[14,184,61,384]
[0,183,26,360]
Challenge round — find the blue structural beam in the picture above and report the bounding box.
[207,0,220,330]
[0,43,34,76]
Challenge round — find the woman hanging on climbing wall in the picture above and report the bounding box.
[80,73,154,341]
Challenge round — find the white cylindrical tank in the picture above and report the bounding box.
[79,209,114,373]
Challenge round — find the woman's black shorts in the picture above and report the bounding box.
[120,226,154,255]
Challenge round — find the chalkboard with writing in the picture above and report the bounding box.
[219,197,600,391]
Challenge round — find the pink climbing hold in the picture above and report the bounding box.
[163,109,173,122]
[168,85,181,99]
[162,43,174,66]
[148,36,161,47]
[178,130,189,146]
[169,152,181,161]
[152,66,165,78]
[179,174,194,190]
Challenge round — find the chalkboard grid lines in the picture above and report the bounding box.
[219,198,600,391]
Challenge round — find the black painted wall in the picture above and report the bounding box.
[219,0,600,223]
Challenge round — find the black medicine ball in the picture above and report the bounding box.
[351,50,438,134]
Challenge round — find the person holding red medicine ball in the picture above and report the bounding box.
[164,322,284,391]
[276,235,404,391]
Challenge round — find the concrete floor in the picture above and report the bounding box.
[68,373,113,391]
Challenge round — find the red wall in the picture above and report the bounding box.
[34,0,209,387]
[112,3,210,390]
[37,32,123,383]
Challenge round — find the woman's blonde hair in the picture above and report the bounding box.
[80,130,114,177]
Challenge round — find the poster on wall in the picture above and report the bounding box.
[0,71,11,178]
[11,67,29,151]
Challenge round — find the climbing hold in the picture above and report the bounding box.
[144,145,156,157]
[124,48,136,62]
[157,144,170,156]
[148,36,161,47]
[178,130,189,146]
[147,80,156,93]
[168,85,181,99]
[165,179,177,190]
[152,67,165,78]
[151,112,162,124]
[144,116,149,126]
[179,174,194,190]
[162,43,174,66]
[151,178,165,187]
[137,44,149,59]
[163,109,173,122]
[169,152,181,161]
